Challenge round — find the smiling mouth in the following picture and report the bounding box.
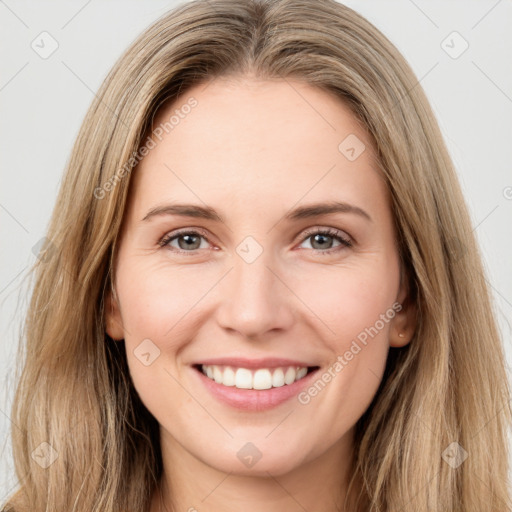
[193,364,320,390]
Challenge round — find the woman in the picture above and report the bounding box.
[3,0,511,511]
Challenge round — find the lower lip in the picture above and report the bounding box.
[192,366,320,411]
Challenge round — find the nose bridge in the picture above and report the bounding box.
[216,247,294,338]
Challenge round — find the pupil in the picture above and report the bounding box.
[313,234,331,249]
[180,234,200,250]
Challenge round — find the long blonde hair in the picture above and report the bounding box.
[3,0,511,510]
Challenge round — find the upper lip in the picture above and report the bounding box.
[193,357,318,369]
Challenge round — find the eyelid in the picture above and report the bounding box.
[298,226,352,246]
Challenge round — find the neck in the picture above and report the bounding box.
[151,427,358,512]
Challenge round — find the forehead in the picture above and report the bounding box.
[153,75,369,151]
[127,76,388,221]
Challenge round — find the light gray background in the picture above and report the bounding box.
[1,0,511,500]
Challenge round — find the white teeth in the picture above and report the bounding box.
[213,366,223,384]
[284,367,296,385]
[235,368,253,389]
[223,366,236,386]
[200,364,310,389]
[296,367,308,380]
[253,369,272,390]
[272,368,285,388]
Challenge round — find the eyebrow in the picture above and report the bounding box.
[141,201,372,223]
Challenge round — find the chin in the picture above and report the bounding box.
[202,446,306,477]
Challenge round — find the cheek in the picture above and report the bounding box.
[291,262,398,434]
[291,258,399,349]
[116,262,201,411]
[117,259,205,341]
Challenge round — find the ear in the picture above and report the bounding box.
[389,269,417,348]
[105,286,125,341]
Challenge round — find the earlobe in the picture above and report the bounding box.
[389,303,416,347]
[105,288,124,341]
[389,274,417,348]
[390,327,413,348]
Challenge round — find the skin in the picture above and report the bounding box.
[106,75,416,512]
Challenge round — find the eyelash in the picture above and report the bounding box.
[157,227,353,256]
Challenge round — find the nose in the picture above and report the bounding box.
[215,252,295,340]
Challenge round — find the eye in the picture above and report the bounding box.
[158,229,212,255]
[298,227,352,255]
[158,227,353,255]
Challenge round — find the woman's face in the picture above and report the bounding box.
[106,75,414,477]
